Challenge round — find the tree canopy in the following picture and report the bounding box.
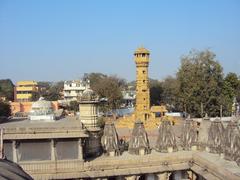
[85,73,126,111]
[0,79,14,101]
[162,49,240,117]
[39,81,64,101]
[0,101,11,117]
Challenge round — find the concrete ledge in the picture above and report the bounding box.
[20,151,240,180]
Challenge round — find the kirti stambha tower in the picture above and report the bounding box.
[134,47,150,121]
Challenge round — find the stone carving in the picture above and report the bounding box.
[80,88,98,102]
[155,119,177,153]
[207,118,224,154]
[128,120,150,155]
[101,121,120,156]
[232,132,240,166]
[181,119,198,150]
[224,120,240,161]
[203,113,210,121]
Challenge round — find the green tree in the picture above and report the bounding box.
[221,72,240,116]
[220,80,235,116]
[68,101,79,112]
[37,81,51,96]
[85,73,126,111]
[161,76,180,111]
[0,101,11,117]
[31,91,40,101]
[224,72,239,98]
[0,79,14,101]
[43,81,64,101]
[177,50,224,117]
[149,79,163,106]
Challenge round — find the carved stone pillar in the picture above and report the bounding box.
[78,138,83,160]
[188,170,197,180]
[12,140,18,163]
[51,139,56,161]
[156,172,168,180]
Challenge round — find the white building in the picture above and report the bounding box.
[64,80,90,101]
[121,90,136,108]
[29,97,55,122]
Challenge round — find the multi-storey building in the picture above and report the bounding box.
[14,81,38,102]
[63,80,90,101]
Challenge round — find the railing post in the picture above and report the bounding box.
[12,140,18,162]
[78,138,83,160]
[51,139,56,161]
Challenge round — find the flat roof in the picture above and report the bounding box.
[0,117,89,140]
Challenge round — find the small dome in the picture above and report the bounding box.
[30,97,53,115]
[81,88,97,101]
[32,98,52,109]
[134,47,150,55]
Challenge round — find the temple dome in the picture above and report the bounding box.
[29,97,55,121]
[134,47,150,55]
[31,97,53,115]
[81,88,97,101]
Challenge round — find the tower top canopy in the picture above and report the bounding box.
[134,47,150,55]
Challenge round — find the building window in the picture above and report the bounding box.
[56,139,78,160]
[18,140,51,161]
[143,70,145,74]
[3,141,13,161]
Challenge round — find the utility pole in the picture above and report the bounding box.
[201,102,203,118]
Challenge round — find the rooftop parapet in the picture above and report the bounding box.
[155,119,177,153]
[128,120,150,155]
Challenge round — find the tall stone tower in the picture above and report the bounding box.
[134,47,150,121]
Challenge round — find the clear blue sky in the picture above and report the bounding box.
[0,0,240,83]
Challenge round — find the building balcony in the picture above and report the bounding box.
[16,86,37,91]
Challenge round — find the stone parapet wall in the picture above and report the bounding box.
[19,151,240,180]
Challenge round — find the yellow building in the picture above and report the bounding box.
[15,81,38,102]
[134,47,151,121]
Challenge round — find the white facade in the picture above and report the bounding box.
[121,90,136,108]
[29,97,56,122]
[64,80,90,101]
